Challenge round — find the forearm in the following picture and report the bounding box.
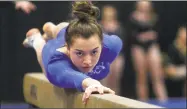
[47,60,90,91]
[47,71,102,92]
[165,65,186,78]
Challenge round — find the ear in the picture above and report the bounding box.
[66,45,70,57]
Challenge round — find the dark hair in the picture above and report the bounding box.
[65,1,103,48]
[179,24,186,29]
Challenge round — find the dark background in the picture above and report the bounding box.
[0,1,186,102]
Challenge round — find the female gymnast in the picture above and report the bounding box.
[125,1,167,102]
[163,25,186,97]
[22,1,122,104]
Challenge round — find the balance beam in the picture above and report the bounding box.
[23,73,163,108]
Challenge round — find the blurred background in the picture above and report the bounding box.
[0,1,186,108]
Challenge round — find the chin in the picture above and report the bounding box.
[81,68,93,73]
[83,70,92,73]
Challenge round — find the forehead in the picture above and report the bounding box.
[70,34,101,50]
[104,6,116,13]
[137,1,151,8]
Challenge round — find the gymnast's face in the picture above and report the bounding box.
[68,34,102,73]
[178,27,186,45]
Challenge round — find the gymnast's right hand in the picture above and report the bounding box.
[82,78,115,104]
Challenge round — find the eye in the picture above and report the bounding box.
[92,50,98,55]
[76,51,83,57]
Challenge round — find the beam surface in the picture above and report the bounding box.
[23,73,163,108]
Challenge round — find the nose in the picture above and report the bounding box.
[83,55,92,66]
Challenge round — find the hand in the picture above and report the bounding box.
[175,65,186,78]
[15,1,36,14]
[82,84,115,104]
[166,65,176,77]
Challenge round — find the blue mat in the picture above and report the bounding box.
[147,98,186,108]
[0,103,30,109]
[1,98,186,108]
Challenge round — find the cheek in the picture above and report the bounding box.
[93,50,102,63]
[69,53,81,66]
[93,56,100,64]
[179,34,186,42]
[179,30,186,39]
[182,34,186,40]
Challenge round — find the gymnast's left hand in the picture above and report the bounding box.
[82,84,115,104]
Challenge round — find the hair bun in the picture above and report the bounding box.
[72,1,100,22]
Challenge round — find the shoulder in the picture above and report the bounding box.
[100,34,123,63]
[42,39,68,68]
[47,50,72,69]
[103,33,123,51]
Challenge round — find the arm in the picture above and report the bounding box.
[163,52,186,78]
[47,55,115,104]
[46,57,100,91]
[103,34,123,63]
[165,64,186,79]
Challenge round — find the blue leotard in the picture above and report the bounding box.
[42,27,123,91]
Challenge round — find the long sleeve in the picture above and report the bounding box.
[46,54,89,91]
[103,34,123,63]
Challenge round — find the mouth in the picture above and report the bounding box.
[82,67,91,69]
[82,66,92,72]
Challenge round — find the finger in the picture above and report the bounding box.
[82,92,86,103]
[22,7,31,14]
[30,3,37,11]
[84,96,89,104]
[85,88,93,99]
[97,86,104,94]
[105,87,115,94]
[24,10,30,14]
[26,8,31,14]
[29,4,36,12]
[104,87,115,94]
[82,91,90,104]
[82,88,92,104]
[108,89,115,94]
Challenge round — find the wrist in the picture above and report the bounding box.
[82,78,101,90]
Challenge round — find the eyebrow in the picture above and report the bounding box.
[75,47,99,52]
